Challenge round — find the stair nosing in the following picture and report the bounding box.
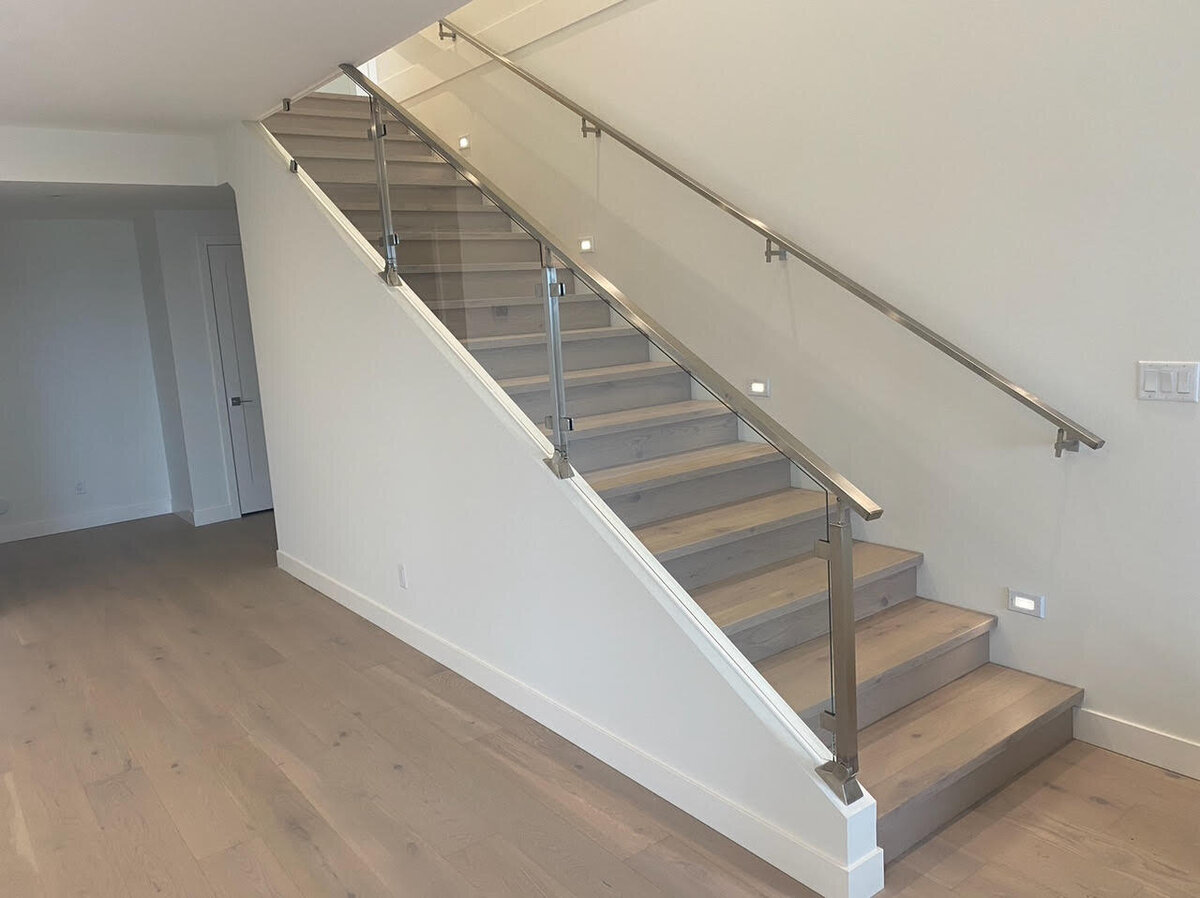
[634,488,829,562]
[700,542,925,635]
[500,361,682,394]
[463,324,638,351]
[587,443,783,498]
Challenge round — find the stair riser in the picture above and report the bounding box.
[663,516,828,591]
[471,335,648,380]
[267,114,374,138]
[394,237,542,267]
[435,300,610,340]
[877,709,1074,862]
[288,96,373,118]
[798,633,991,736]
[325,183,483,209]
[602,458,793,528]
[508,372,692,420]
[300,158,460,185]
[730,566,919,662]
[570,416,739,472]
[404,267,566,302]
[278,135,432,160]
[348,209,513,233]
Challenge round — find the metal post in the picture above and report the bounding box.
[541,246,573,478]
[368,97,401,286]
[816,499,864,804]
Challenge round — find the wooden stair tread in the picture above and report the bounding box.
[400,260,543,275]
[462,325,638,351]
[587,442,782,496]
[424,293,595,312]
[634,489,828,561]
[336,202,505,213]
[500,361,680,394]
[694,540,922,631]
[564,400,729,438]
[755,598,996,716]
[319,179,477,191]
[859,663,1083,818]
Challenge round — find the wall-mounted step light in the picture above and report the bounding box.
[1007,588,1046,619]
[748,379,771,397]
[458,135,471,150]
[579,237,595,253]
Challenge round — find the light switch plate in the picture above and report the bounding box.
[1137,361,1200,402]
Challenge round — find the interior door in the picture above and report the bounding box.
[208,244,273,514]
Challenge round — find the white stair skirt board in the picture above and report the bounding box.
[1075,707,1200,782]
[226,121,884,898]
[277,550,884,898]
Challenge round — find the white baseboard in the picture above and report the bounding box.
[0,499,172,545]
[1075,707,1200,781]
[190,503,241,527]
[276,549,878,898]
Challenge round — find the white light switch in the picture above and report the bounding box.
[1138,362,1200,402]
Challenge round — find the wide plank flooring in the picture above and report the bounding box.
[1,513,1195,897]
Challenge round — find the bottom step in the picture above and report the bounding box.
[859,663,1082,861]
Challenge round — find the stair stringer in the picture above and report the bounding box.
[220,120,883,898]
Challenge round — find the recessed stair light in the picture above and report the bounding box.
[579,237,594,253]
[748,379,770,397]
[458,135,470,150]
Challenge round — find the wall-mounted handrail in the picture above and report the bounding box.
[436,19,1105,456]
[337,62,882,522]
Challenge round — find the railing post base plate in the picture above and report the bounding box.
[817,760,864,805]
[544,452,573,479]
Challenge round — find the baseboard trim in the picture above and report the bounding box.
[276,548,880,898]
[0,499,172,545]
[190,503,240,527]
[1074,707,1200,780]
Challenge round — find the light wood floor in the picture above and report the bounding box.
[0,514,1195,897]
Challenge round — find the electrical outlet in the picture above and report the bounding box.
[1007,588,1045,619]
[397,564,409,590]
[75,481,87,495]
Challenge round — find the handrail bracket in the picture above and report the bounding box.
[438,22,457,42]
[581,117,601,139]
[1054,428,1081,458]
[765,238,788,263]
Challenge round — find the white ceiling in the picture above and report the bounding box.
[0,0,460,134]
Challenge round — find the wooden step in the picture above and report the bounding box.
[465,325,649,380]
[266,113,371,138]
[288,92,372,118]
[346,205,513,233]
[430,294,610,340]
[634,489,830,590]
[860,663,1082,860]
[270,133,431,160]
[756,598,995,732]
[501,361,690,418]
[586,442,791,527]
[296,156,460,185]
[560,401,738,472]
[389,232,540,266]
[322,181,483,210]
[401,260,565,302]
[695,541,922,662]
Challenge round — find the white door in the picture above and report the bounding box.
[208,244,273,514]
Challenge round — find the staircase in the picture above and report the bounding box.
[265,93,1083,864]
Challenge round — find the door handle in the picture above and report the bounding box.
[230,396,256,407]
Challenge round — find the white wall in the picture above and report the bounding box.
[154,209,244,525]
[0,219,173,542]
[376,0,1200,775]
[0,126,219,186]
[217,121,884,898]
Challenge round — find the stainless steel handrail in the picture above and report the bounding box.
[338,63,882,521]
[435,19,1105,455]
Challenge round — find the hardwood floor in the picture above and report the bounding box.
[0,513,1195,897]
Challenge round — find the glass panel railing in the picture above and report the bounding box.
[275,64,869,800]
